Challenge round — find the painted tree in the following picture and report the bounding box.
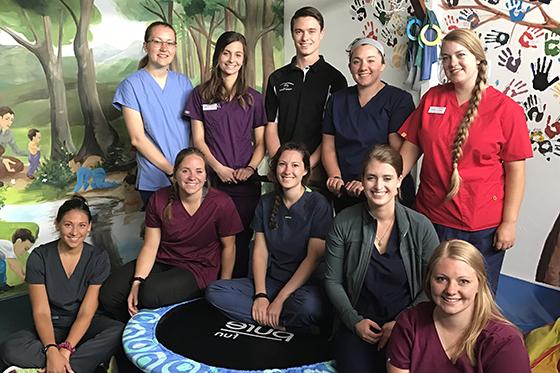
[440,0,559,30]
[177,0,225,82]
[58,0,119,160]
[220,0,282,87]
[261,0,283,91]
[0,0,76,160]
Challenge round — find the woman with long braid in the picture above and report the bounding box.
[206,143,333,333]
[399,29,532,293]
[100,148,242,322]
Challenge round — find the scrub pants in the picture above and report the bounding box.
[333,325,387,373]
[433,224,503,294]
[213,174,261,278]
[206,277,329,333]
[139,190,154,209]
[0,314,123,373]
[99,260,201,322]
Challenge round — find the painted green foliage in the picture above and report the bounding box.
[111,0,283,88]
[0,0,118,161]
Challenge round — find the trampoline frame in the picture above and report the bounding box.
[123,299,336,373]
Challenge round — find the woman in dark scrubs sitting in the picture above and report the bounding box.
[324,144,439,372]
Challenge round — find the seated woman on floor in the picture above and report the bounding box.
[325,144,439,373]
[100,147,243,322]
[206,142,333,333]
[0,196,123,373]
[387,239,531,373]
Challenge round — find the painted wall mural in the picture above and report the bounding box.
[433,0,560,162]
[0,0,283,301]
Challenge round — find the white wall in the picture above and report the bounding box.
[283,0,419,99]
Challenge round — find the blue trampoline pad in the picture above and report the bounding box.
[496,274,560,333]
[123,298,335,372]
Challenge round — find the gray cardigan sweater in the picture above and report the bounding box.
[324,201,439,333]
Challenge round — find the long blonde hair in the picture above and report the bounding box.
[443,29,488,200]
[425,240,513,365]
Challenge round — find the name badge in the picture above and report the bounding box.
[202,103,220,111]
[428,106,446,114]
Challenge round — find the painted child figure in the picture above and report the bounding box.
[3,228,36,287]
[27,128,41,179]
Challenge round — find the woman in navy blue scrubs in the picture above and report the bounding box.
[322,37,416,212]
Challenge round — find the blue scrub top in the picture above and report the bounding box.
[323,84,414,181]
[113,69,193,191]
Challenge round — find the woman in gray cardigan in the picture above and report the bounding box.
[324,144,439,373]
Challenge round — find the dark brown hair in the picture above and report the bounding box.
[267,142,311,229]
[290,6,324,31]
[11,228,36,244]
[0,106,14,117]
[199,31,253,110]
[27,128,40,140]
[56,195,92,223]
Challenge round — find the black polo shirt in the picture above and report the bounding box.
[265,55,347,154]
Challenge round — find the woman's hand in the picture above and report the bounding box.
[326,176,344,195]
[216,165,238,184]
[494,221,516,250]
[378,320,396,350]
[354,319,383,344]
[127,282,141,316]
[345,180,364,197]
[266,298,285,329]
[45,348,72,373]
[252,297,270,326]
[234,166,254,182]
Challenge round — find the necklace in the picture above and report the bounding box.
[375,219,394,247]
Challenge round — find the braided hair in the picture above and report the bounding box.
[267,142,311,229]
[163,147,209,221]
[443,29,488,201]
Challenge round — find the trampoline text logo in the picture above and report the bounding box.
[214,321,294,342]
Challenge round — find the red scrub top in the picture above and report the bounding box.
[399,84,532,231]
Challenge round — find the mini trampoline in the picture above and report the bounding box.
[123,298,335,372]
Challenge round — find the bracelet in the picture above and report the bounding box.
[246,165,256,173]
[131,276,145,285]
[57,341,76,355]
[166,172,173,178]
[42,343,58,354]
[332,176,342,179]
[253,292,269,301]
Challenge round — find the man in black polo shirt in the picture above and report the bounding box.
[265,6,347,190]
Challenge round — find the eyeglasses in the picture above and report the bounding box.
[148,39,177,48]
